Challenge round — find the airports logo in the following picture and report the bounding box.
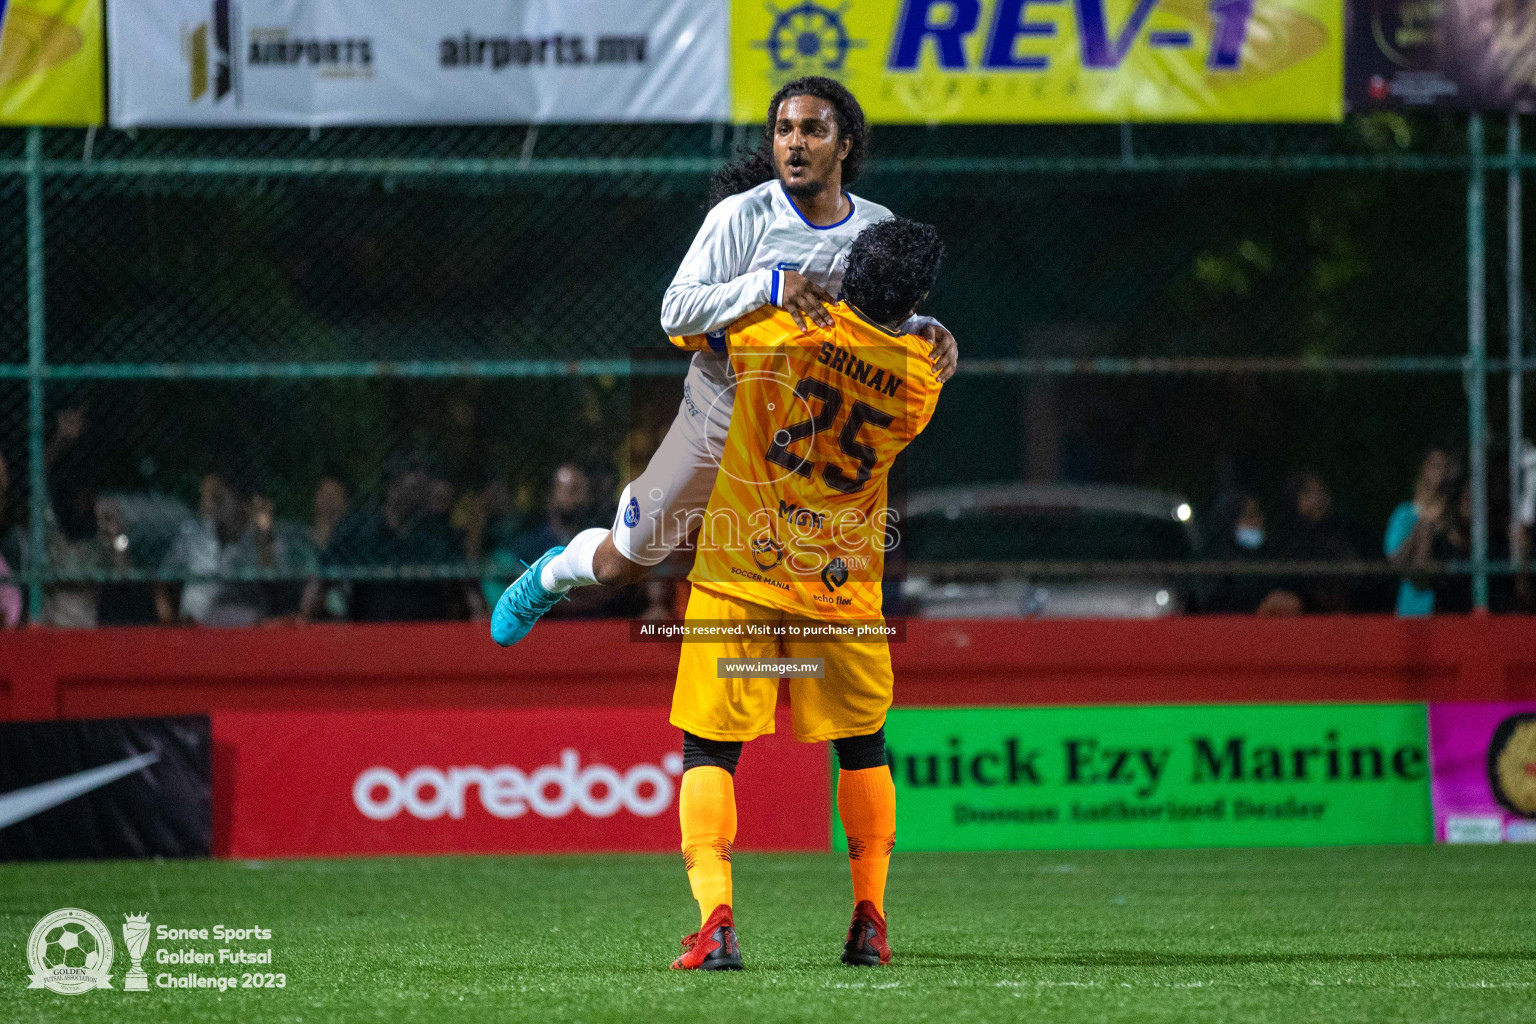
[185,0,235,104]
[184,0,373,106]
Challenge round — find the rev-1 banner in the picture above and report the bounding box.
[213,707,829,857]
[732,0,1343,123]
[109,0,729,126]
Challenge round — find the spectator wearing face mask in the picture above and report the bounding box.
[1203,494,1278,613]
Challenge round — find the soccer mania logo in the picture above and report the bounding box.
[1488,713,1536,819]
[754,2,866,77]
[26,909,115,995]
[185,0,373,105]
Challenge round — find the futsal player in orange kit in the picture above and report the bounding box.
[665,217,945,970]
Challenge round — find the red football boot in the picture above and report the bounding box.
[671,904,743,971]
[841,900,892,966]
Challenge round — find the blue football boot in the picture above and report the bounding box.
[490,546,565,647]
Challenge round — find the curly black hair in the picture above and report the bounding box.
[707,76,869,208]
[842,218,945,328]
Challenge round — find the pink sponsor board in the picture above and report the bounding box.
[1429,702,1536,843]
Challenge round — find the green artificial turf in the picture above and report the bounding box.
[2,847,1534,1023]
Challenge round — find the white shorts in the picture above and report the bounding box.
[610,354,735,566]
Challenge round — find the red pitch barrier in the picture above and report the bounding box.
[0,615,1532,722]
[1,616,1532,858]
[214,706,828,858]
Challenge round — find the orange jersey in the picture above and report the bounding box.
[684,303,942,620]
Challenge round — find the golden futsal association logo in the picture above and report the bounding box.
[26,908,115,995]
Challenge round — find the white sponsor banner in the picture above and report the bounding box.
[108,0,728,126]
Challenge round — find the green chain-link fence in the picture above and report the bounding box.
[0,116,1530,624]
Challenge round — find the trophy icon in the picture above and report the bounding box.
[122,913,151,991]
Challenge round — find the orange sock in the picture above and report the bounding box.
[837,766,896,915]
[679,766,736,927]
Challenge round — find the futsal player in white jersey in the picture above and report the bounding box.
[491,77,957,645]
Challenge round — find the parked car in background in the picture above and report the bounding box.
[896,483,1198,619]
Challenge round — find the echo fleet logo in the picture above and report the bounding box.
[755,2,866,75]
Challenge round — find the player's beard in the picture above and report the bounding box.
[781,176,826,200]
[777,159,827,201]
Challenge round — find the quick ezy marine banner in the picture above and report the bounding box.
[732,0,1344,122]
[842,704,1431,850]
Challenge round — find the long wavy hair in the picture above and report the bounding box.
[707,76,869,208]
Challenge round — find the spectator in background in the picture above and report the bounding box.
[0,408,96,626]
[325,459,463,622]
[1517,440,1536,610]
[1203,493,1277,613]
[0,453,20,627]
[44,406,86,469]
[470,476,524,613]
[510,464,626,619]
[312,476,349,554]
[300,476,350,621]
[1392,472,1475,613]
[425,469,484,619]
[38,472,108,627]
[93,496,157,626]
[17,470,136,629]
[156,470,306,626]
[1385,448,1456,617]
[1267,469,1359,613]
[512,464,596,564]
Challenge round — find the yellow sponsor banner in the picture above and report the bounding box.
[0,0,104,124]
[732,0,1342,123]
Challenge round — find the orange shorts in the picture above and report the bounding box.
[669,585,893,744]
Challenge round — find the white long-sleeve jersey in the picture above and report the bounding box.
[662,179,933,384]
[610,180,941,568]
